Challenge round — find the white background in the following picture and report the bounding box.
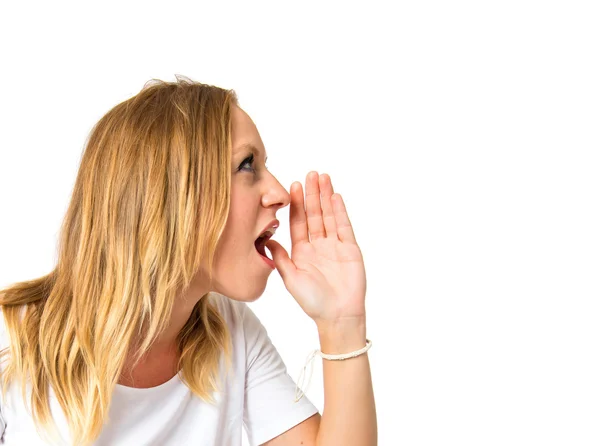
[1,1,599,445]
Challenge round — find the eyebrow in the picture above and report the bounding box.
[235,143,268,164]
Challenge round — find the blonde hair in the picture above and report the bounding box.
[0,75,238,445]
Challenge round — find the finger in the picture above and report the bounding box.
[265,239,297,282]
[332,193,357,244]
[305,171,326,241]
[318,173,337,239]
[289,181,309,246]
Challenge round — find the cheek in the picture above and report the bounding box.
[230,193,254,216]
[228,194,258,240]
[212,218,255,268]
[210,241,266,302]
[208,189,265,299]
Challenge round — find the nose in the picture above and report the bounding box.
[261,172,291,210]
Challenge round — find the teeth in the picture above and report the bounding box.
[260,228,276,238]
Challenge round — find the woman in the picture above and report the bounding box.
[0,76,376,445]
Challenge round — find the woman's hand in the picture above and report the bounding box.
[265,171,367,326]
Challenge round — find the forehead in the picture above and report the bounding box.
[231,106,267,158]
[231,105,259,142]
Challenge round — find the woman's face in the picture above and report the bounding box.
[206,105,291,301]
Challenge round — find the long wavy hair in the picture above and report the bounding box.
[0,75,238,446]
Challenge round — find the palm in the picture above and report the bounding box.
[266,172,367,324]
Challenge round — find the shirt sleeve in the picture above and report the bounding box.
[241,304,319,446]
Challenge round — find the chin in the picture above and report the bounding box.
[223,294,262,304]
[213,284,266,304]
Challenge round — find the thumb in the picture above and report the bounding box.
[265,239,296,281]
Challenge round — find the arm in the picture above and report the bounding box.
[262,316,376,446]
[263,171,376,445]
[315,316,376,446]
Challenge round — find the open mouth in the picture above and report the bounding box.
[254,233,273,260]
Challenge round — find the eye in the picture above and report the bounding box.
[238,154,256,173]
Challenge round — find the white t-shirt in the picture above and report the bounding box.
[0,293,319,445]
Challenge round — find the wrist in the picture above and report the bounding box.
[316,316,367,355]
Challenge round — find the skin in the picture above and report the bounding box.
[119,106,375,445]
[119,105,291,385]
